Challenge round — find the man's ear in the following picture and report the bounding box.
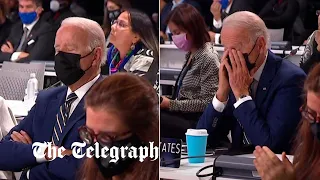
[36,7,44,15]
[92,47,102,67]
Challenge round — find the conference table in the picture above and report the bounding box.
[160,43,305,86]
[160,154,293,180]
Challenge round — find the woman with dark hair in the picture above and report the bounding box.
[160,3,220,140]
[0,0,12,46]
[102,0,131,38]
[79,72,159,180]
[104,9,159,87]
[253,64,320,180]
[300,13,320,74]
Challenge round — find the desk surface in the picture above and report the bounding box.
[5,100,29,117]
[160,154,293,180]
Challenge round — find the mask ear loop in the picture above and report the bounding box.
[81,48,96,71]
[247,38,261,68]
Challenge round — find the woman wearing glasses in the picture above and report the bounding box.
[78,72,158,180]
[300,11,320,74]
[104,8,159,88]
[253,64,320,180]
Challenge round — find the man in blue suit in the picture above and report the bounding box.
[197,11,306,154]
[0,17,106,179]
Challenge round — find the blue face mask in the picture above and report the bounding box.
[220,0,229,10]
[19,11,37,24]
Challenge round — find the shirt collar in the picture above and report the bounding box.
[172,0,184,7]
[23,18,39,32]
[225,2,233,14]
[66,74,100,101]
[253,51,268,81]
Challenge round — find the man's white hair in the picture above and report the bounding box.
[61,17,107,66]
[223,11,270,48]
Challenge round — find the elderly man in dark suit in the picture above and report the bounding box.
[197,11,306,154]
[0,0,55,63]
[0,17,106,180]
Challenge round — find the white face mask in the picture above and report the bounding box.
[50,0,60,12]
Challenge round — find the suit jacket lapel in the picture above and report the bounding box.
[58,76,104,145]
[21,20,41,50]
[256,51,281,108]
[40,88,67,142]
[58,98,85,146]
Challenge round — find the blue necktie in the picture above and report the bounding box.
[52,92,78,145]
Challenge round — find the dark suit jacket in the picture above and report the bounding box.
[160,0,202,33]
[258,0,299,29]
[0,19,55,63]
[197,51,306,154]
[210,0,255,33]
[0,76,102,179]
[41,8,76,32]
[0,18,12,46]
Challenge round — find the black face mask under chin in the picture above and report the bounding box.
[54,50,94,86]
[94,135,142,178]
[310,122,320,141]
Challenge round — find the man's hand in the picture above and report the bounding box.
[224,49,252,100]
[1,41,14,53]
[216,49,231,102]
[253,146,296,180]
[11,130,32,144]
[211,0,222,21]
[160,96,170,109]
[17,52,30,60]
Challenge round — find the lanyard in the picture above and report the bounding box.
[107,45,140,75]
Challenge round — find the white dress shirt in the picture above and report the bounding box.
[11,18,39,62]
[27,74,100,179]
[212,51,268,112]
[213,2,233,45]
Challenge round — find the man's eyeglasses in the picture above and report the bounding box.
[112,20,129,28]
[78,126,131,146]
[300,105,320,123]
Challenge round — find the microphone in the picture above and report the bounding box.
[283,46,301,60]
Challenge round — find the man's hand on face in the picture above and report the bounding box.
[216,49,231,102]
[224,49,253,100]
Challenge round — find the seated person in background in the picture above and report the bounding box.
[0,0,55,63]
[0,17,105,179]
[160,0,201,41]
[254,64,320,180]
[100,0,131,75]
[300,14,320,74]
[3,0,19,23]
[102,0,131,39]
[197,11,306,153]
[0,0,12,46]
[41,0,76,32]
[79,73,158,180]
[160,4,220,140]
[258,0,299,41]
[209,0,254,44]
[104,9,159,87]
